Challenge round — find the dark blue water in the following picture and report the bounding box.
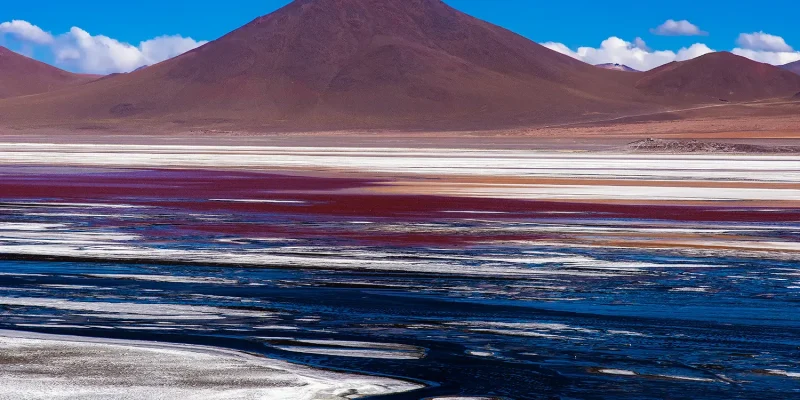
[1,251,798,399]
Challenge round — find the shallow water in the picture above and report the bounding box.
[1,252,799,399]
[0,166,799,399]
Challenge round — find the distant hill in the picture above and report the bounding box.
[0,46,98,99]
[595,63,639,72]
[781,60,800,75]
[636,52,800,101]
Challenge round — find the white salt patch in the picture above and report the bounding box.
[598,369,637,376]
[15,324,89,329]
[210,198,306,204]
[272,346,422,360]
[4,145,800,193]
[295,317,321,322]
[656,374,715,382]
[0,243,639,278]
[0,223,67,231]
[265,339,425,360]
[0,272,46,277]
[765,369,800,378]
[607,330,647,337]
[468,329,572,340]
[0,297,276,321]
[467,351,494,357]
[670,287,710,293]
[450,321,596,334]
[0,330,421,400]
[39,284,102,290]
[87,274,239,285]
[255,325,300,331]
[441,210,508,214]
[409,183,800,202]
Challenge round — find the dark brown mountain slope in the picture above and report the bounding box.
[636,52,800,101]
[0,46,98,99]
[0,0,652,131]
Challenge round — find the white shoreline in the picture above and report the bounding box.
[0,329,423,400]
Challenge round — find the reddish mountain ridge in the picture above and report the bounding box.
[0,0,650,131]
[1,1,797,131]
[636,52,800,101]
[0,46,98,99]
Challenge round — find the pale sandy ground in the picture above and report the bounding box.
[1,106,799,150]
[0,330,422,400]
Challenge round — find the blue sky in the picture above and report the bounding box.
[2,0,799,73]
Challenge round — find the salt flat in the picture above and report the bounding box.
[0,330,421,400]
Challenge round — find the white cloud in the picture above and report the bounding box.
[55,27,146,74]
[651,19,707,36]
[732,48,800,66]
[55,27,209,74]
[736,32,793,52]
[0,19,207,74]
[731,32,800,66]
[676,43,715,61]
[543,37,714,71]
[139,35,208,65]
[0,20,53,44]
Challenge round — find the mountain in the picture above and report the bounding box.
[0,46,98,99]
[636,52,800,101]
[781,60,800,75]
[595,63,639,72]
[0,0,652,131]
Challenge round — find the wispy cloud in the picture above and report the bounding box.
[650,20,707,36]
